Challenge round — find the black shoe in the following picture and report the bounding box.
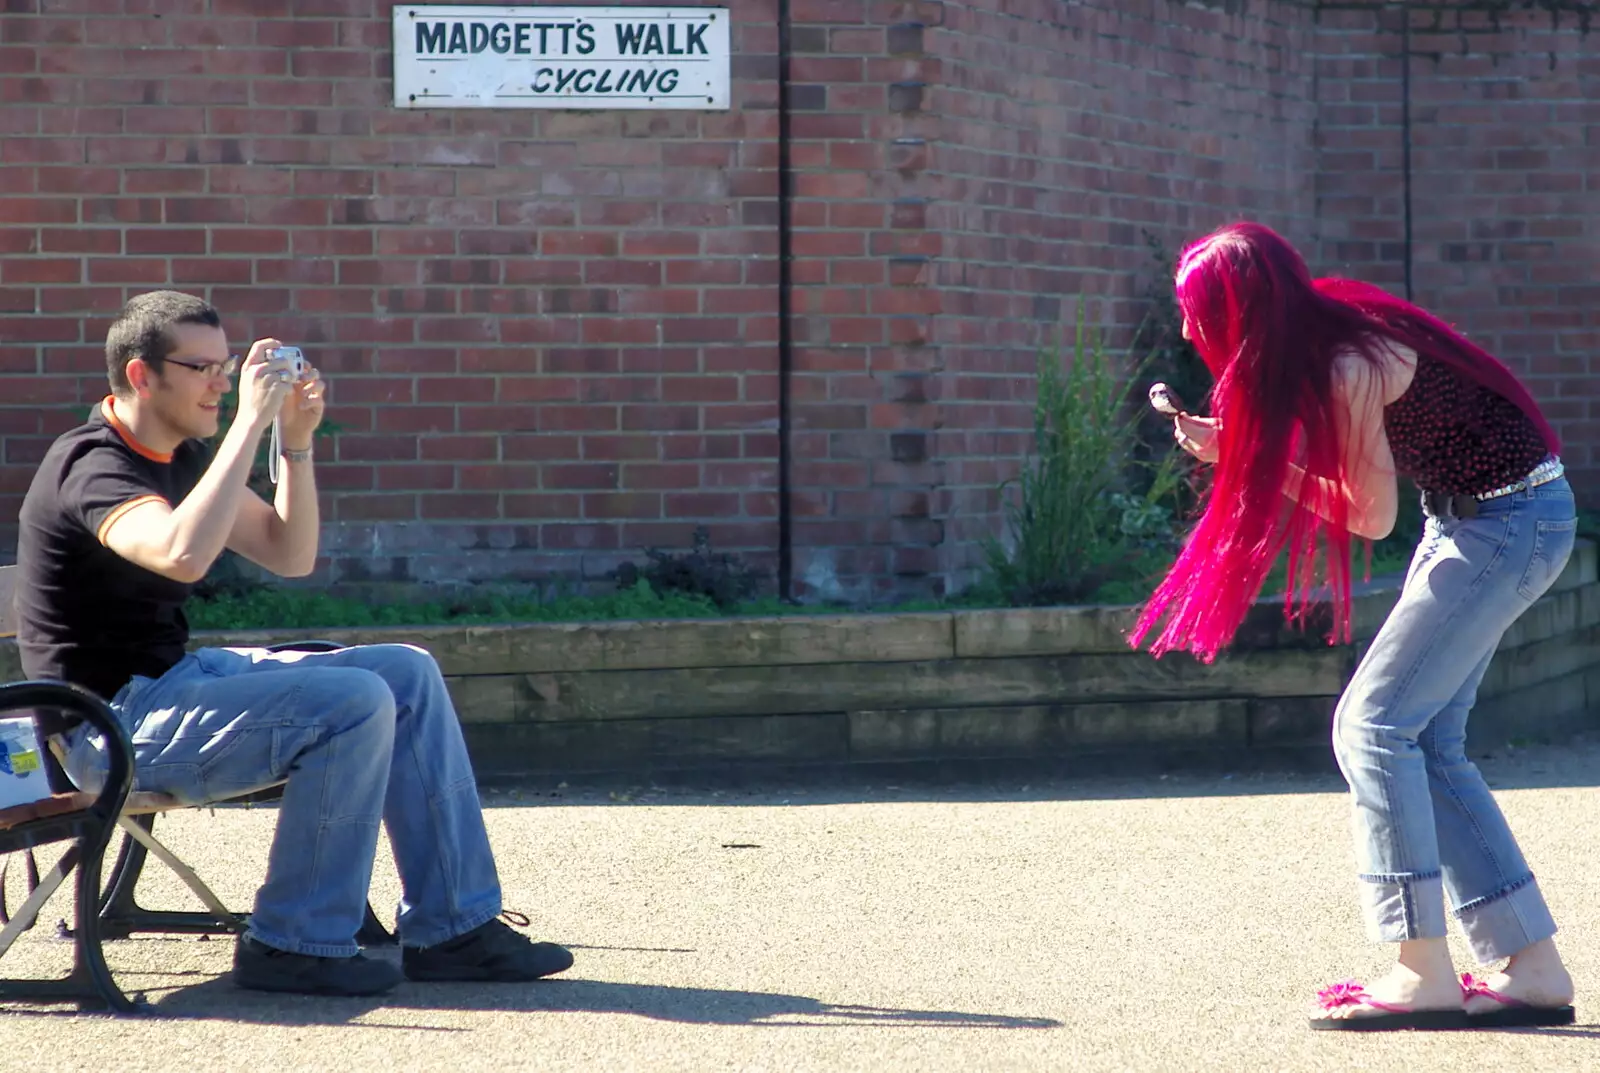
[234,935,402,997]
[402,915,574,982]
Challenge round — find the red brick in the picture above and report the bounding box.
[459,464,541,492]
[175,257,249,287]
[293,287,371,314]
[3,136,87,164]
[420,435,498,462]
[417,317,499,343]
[332,317,415,345]
[354,224,449,260]
[206,228,285,255]
[584,260,661,287]
[0,230,38,256]
[126,228,207,255]
[621,232,702,258]
[583,492,661,519]
[87,257,169,284]
[581,319,659,345]
[499,377,580,404]
[544,463,621,490]
[540,404,620,433]
[337,259,419,287]
[666,260,742,285]
[336,494,418,521]
[0,287,35,312]
[0,368,79,397]
[376,463,455,491]
[620,289,702,315]
[580,200,659,227]
[293,228,373,256]
[0,197,74,223]
[209,286,291,314]
[508,495,585,521]
[541,231,619,257]
[2,257,81,284]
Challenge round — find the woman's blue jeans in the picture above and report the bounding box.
[1333,477,1576,964]
[62,643,503,958]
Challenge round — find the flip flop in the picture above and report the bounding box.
[1460,973,1576,1028]
[1308,980,1471,1032]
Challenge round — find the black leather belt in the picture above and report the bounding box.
[1420,490,1477,519]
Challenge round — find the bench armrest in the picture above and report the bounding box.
[0,681,133,832]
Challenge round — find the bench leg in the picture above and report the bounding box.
[97,815,244,940]
[0,842,138,1013]
[99,814,398,947]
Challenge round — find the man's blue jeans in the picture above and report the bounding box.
[61,644,503,958]
[1333,478,1576,964]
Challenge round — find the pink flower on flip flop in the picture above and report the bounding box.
[1316,980,1370,1010]
[1459,973,1494,999]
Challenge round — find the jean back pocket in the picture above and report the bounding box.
[1517,517,1578,601]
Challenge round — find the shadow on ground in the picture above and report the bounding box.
[56,971,1064,1030]
[471,736,1600,807]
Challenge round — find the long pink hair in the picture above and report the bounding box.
[1129,221,1558,661]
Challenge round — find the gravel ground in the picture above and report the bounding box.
[3,738,1598,1072]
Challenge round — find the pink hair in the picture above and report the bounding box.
[1129,221,1558,661]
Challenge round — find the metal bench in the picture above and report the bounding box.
[0,565,394,1012]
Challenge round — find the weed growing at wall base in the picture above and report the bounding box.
[980,306,1186,607]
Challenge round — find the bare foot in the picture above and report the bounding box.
[1314,940,1463,1023]
[1463,939,1574,1015]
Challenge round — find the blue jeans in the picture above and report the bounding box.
[1332,477,1576,964]
[62,644,503,958]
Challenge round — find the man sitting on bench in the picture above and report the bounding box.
[13,291,573,997]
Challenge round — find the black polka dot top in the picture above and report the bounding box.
[1382,353,1549,496]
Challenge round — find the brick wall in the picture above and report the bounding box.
[783,0,946,601]
[914,0,1322,597]
[1,0,1596,601]
[0,0,783,588]
[1313,1,1600,493]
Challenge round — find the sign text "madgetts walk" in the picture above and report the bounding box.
[392,5,731,110]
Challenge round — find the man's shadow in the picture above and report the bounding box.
[125,961,1061,1030]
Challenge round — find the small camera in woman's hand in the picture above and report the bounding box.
[1148,382,1186,417]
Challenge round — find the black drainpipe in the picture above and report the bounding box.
[775,0,795,601]
[1400,4,1414,301]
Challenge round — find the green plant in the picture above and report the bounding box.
[614,525,766,611]
[188,579,730,631]
[1131,230,1213,508]
[980,304,1186,606]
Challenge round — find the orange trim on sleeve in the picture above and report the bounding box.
[100,396,173,464]
[96,494,168,546]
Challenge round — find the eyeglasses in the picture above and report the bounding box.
[162,355,239,379]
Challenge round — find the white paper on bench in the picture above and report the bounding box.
[0,717,50,811]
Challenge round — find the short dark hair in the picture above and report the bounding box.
[105,290,222,396]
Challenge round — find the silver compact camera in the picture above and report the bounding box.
[269,345,306,381]
[1147,381,1187,417]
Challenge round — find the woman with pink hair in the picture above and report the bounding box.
[1134,221,1577,1031]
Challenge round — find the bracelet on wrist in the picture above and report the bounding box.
[280,445,313,463]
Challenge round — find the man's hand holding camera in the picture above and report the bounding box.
[240,337,326,454]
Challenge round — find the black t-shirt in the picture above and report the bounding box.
[16,399,209,727]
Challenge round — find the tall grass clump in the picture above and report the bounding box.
[981,304,1187,606]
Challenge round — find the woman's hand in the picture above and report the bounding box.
[1174,414,1219,464]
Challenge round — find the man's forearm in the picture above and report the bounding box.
[166,419,268,578]
[269,443,320,576]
